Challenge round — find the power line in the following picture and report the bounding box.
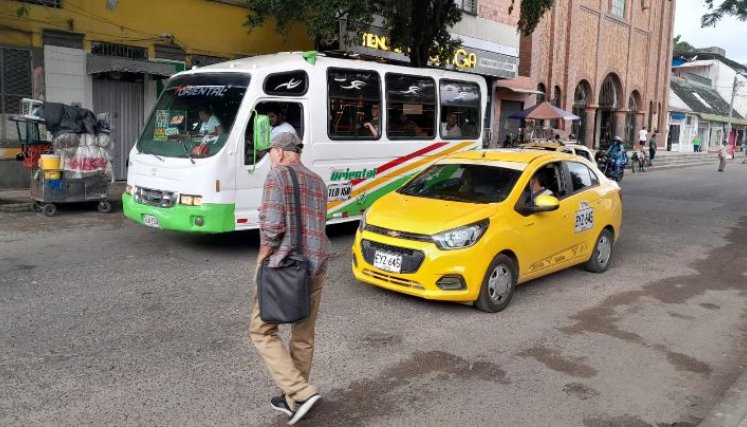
[62,0,161,38]
[0,13,161,43]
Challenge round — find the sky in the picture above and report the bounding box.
[673,0,747,64]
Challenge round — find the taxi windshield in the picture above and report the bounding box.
[398,163,521,204]
[137,73,250,158]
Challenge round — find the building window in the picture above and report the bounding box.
[16,0,62,7]
[455,0,477,15]
[91,42,147,61]
[1,47,33,143]
[610,0,626,18]
[536,83,546,104]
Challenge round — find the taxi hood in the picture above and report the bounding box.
[365,191,500,235]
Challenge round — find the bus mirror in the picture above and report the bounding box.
[254,114,271,150]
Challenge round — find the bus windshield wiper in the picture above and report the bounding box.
[138,147,164,162]
[177,139,196,165]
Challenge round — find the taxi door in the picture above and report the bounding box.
[514,161,577,281]
[562,160,604,262]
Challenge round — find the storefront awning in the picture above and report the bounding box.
[697,112,747,126]
[86,54,176,77]
[494,76,544,95]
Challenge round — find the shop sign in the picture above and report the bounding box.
[344,27,517,79]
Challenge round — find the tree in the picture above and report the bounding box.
[509,0,556,36]
[702,0,747,27]
[246,0,556,66]
[673,35,695,52]
[245,0,461,67]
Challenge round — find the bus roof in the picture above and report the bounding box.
[175,52,487,83]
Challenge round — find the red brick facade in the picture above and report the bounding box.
[512,0,675,148]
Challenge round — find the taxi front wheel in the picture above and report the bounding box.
[584,229,613,273]
[475,254,517,313]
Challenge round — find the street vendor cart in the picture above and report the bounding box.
[12,99,113,217]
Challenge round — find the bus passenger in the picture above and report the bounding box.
[443,113,462,138]
[268,107,297,141]
[197,108,222,136]
[362,104,380,137]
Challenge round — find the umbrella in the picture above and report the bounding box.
[508,101,580,121]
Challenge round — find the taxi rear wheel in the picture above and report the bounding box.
[475,254,517,313]
[585,229,613,273]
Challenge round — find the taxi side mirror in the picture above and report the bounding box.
[523,194,560,214]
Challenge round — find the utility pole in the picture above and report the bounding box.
[726,70,746,157]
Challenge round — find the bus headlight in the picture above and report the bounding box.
[180,195,203,206]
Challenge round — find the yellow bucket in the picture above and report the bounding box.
[39,154,61,180]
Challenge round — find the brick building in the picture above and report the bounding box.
[499,0,676,149]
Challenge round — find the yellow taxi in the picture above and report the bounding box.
[351,149,622,313]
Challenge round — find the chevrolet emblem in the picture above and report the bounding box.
[386,230,401,238]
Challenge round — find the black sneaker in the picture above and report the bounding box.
[287,394,321,425]
[271,395,293,418]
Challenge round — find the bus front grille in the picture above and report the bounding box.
[134,187,177,208]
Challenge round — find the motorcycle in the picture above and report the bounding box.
[595,149,627,182]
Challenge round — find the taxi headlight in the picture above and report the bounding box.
[432,219,489,250]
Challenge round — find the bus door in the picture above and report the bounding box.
[235,99,308,229]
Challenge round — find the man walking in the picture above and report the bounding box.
[250,133,331,425]
[648,131,657,167]
[717,142,728,172]
[638,126,648,149]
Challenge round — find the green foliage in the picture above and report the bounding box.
[244,0,462,67]
[509,0,555,36]
[673,35,695,52]
[702,0,747,27]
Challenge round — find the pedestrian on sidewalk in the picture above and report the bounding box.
[648,131,657,166]
[638,126,648,149]
[717,142,728,172]
[693,136,702,153]
[741,142,747,164]
[249,132,331,425]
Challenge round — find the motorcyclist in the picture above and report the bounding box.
[606,136,626,179]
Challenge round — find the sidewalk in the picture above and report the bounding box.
[699,368,747,427]
[0,181,126,213]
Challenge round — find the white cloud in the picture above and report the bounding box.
[674,0,747,63]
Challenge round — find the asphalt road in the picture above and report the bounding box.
[1,162,746,427]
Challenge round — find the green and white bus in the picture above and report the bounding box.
[123,52,487,232]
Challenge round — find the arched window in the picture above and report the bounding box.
[599,77,618,109]
[536,83,546,104]
[572,82,590,144]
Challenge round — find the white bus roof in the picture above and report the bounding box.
[174,52,487,83]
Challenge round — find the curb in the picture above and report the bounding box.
[699,368,747,427]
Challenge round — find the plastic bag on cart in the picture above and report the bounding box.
[40,102,98,135]
[59,146,112,180]
[52,132,81,149]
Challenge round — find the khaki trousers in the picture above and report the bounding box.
[249,274,325,405]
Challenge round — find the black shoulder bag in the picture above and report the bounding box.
[257,167,311,324]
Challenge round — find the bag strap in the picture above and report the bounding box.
[286,166,303,254]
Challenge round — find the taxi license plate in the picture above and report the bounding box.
[143,214,160,228]
[373,251,402,273]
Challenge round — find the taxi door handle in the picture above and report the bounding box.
[524,221,535,227]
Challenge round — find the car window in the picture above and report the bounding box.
[398,163,521,204]
[576,149,591,161]
[567,161,597,193]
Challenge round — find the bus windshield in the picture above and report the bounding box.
[137,73,250,159]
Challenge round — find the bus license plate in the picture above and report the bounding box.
[143,214,160,228]
[373,251,402,273]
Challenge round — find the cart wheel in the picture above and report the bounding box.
[97,201,112,214]
[43,204,57,217]
[32,201,43,212]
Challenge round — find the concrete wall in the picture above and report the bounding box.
[43,45,91,108]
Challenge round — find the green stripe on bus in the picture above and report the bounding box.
[329,174,412,218]
[123,194,235,233]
